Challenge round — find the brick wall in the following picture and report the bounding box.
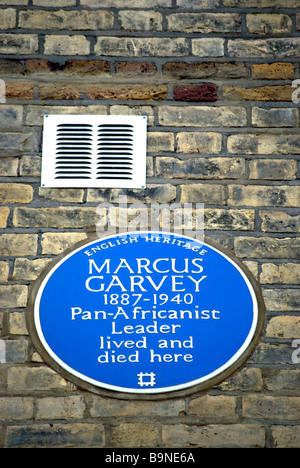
[0,0,299,449]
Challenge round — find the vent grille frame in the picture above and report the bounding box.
[41,115,147,189]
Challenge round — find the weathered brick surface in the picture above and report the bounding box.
[0,262,9,283]
[242,395,300,421]
[156,157,244,179]
[0,9,16,29]
[252,108,298,128]
[25,59,111,76]
[39,84,80,101]
[9,311,28,335]
[44,35,90,55]
[228,38,300,58]
[12,258,52,281]
[36,396,86,420]
[167,13,241,33]
[162,424,265,448]
[19,10,114,30]
[224,85,293,102]
[251,63,295,80]
[260,211,300,233]
[180,184,225,205]
[116,61,157,77]
[205,208,255,231]
[0,398,34,421]
[260,263,300,285]
[7,366,74,392]
[6,82,35,100]
[234,237,300,259]
[176,132,222,153]
[159,106,247,127]
[246,14,292,34]
[0,207,9,228]
[147,133,175,153]
[0,105,23,126]
[0,0,28,4]
[249,159,297,179]
[224,0,300,7]
[39,188,84,203]
[266,316,300,338]
[228,185,300,207]
[119,10,163,31]
[189,395,239,423]
[6,423,105,448]
[95,37,188,57]
[13,207,101,228]
[192,38,225,57]
[82,0,171,6]
[271,426,300,448]
[174,83,218,102]
[0,234,38,256]
[25,105,107,126]
[111,423,160,448]
[0,285,28,309]
[41,232,87,255]
[0,34,38,54]
[163,61,249,79]
[0,131,40,155]
[264,290,300,312]
[86,84,168,101]
[89,395,185,418]
[228,134,300,155]
[0,183,33,204]
[0,0,299,450]
[0,158,19,176]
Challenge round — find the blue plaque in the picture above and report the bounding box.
[29,232,264,397]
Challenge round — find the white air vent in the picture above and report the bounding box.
[41,115,147,188]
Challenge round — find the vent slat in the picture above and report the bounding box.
[98,170,133,174]
[56,147,92,150]
[98,133,133,137]
[57,147,92,150]
[97,153,133,157]
[56,157,92,160]
[98,124,133,128]
[57,129,92,133]
[96,176,133,180]
[56,153,92,156]
[56,171,91,174]
[55,176,91,179]
[98,162,133,166]
[58,123,92,127]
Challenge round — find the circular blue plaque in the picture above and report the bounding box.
[30,232,264,397]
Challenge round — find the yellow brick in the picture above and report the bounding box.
[0,183,33,204]
[0,234,38,256]
[0,207,9,228]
